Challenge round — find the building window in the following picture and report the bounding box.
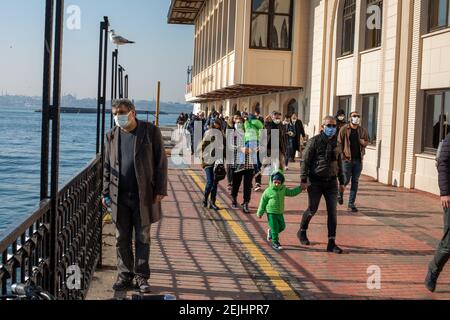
[338,95,352,119]
[250,0,293,50]
[423,90,450,152]
[341,0,356,56]
[429,0,450,32]
[362,94,378,145]
[222,0,229,57]
[228,0,236,53]
[365,0,383,50]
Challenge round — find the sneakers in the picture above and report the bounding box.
[271,241,283,251]
[254,183,262,192]
[337,192,344,205]
[297,230,310,246]
[135,276,151,294]
[231,198,238,209]
[267,229,272,242]
[327,239,343,254]
[242,203,250,214]
[425,269,440,293]
[348,204,359,213]
[112,278,134,291]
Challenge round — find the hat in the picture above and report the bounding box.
[271,172,284,184]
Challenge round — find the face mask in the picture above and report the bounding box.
[292,118,297,122]
[273,119,281,125]
[114,113,131,128]
[351,117,361,125]
[235,123,243,130]
[324,126,337,138]
[338,116,345,121]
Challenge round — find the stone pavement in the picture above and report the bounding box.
[88,160,450,300]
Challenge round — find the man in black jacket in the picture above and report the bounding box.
[297,116,346,254]
[426,133,450,292]
[291,113,306,158]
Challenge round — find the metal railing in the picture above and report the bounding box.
[0,155,103,300]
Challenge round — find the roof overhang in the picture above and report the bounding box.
[168,0,206,25]
[188,85,304,103]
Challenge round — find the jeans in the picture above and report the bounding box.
[232,169,254,204]
[429,208,450,274]
[204,166,218,202]
[255,152,262,185]
[116,192,151,281]
[300,178,338,239]
[343,159,363,205]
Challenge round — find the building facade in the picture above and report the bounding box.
[168,0,450,195]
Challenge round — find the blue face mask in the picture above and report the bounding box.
[324,126,337,138]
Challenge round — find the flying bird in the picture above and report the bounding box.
[109,30,135,48]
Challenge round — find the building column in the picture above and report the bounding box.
[377,0,402,185]
[404,0,426,189]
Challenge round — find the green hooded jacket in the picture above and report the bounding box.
[257,170,302,217]
[244,118,264,143]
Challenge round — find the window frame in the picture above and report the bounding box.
[249,0,294,51]
[338,95,352,119]
[362,94,379,146]
[422,89,450,154]
[341,0,356,57]
[428,0,450,33]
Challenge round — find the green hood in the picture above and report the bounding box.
[269,170,285,190]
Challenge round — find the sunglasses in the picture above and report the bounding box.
[325,124,337,128]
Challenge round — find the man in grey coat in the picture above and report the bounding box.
[102,99,168,293]
[426,133,450,292]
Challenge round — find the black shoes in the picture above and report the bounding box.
[425,269,439,293]
[112,278,134,291]
[209,201,220,211]
[242,203,250,214]
[327,239,343,254]
[231,198,238,209]
[202,198,208,208]
[297,230,310,246]
[348,204,359,213]
[337,192,344,205]
[135,277,151,294]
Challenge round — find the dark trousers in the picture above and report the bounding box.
[429,208,450,274]
[232,169,254,204]
[227,165,235,185]
[116,192,151,281]
[255,152,262,185]
[343,159,363,205]
[285,139,295,167]
[204,166,218,202]
[300,178,338,239]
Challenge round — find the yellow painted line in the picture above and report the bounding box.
[187,169,300,300]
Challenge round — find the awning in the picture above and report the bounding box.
[167,0,206,25]
[189,84,303,103]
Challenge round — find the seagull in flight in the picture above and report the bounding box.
[109,30,135,48]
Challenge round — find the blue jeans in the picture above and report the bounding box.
[204,166,218,202]
[343,159,363,205]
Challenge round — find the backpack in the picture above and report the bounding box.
[214,160,227,182]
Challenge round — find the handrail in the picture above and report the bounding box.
[0,155,104,300]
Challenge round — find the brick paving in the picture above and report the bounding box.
[88,159,450,300]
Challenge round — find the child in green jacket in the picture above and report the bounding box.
[257,170,302,251]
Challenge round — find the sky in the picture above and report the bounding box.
[0,0,194,102]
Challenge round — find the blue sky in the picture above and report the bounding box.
[0,0,194,102]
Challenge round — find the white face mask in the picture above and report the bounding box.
[114,112,131,128]
[235,123,243,130]
[351,117,361,126]
[273,119,281,125]
[338,116,345,121]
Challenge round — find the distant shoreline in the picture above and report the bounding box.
[33,107,172,115]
